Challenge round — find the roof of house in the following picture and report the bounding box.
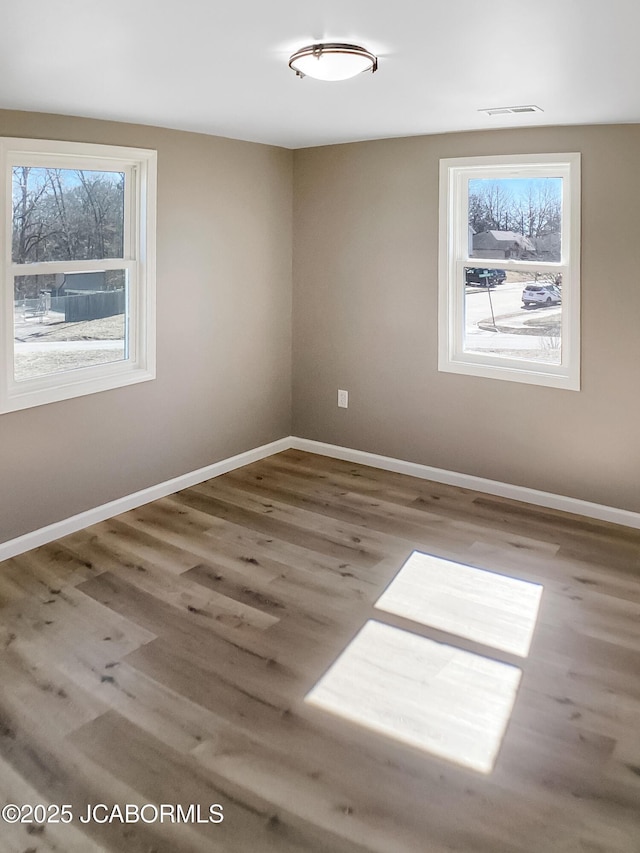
[477,230,536,250]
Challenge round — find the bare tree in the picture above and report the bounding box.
[11,166,125,298]
[12,167,52,263]
[468,178,562,261]
[468,181,515,233]
[511,182,561,238]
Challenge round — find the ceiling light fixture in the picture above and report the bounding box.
[289,43,378,82]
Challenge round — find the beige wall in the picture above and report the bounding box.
[0,110,293,543]
[292,126,640,513]
[3,115,638,544]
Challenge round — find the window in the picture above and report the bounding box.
[438,153,580,390]
[0,138,156,413]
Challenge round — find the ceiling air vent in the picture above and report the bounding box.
[480,105,543,116]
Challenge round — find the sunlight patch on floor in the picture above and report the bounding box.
[374,551,543,657]
[306,620,522,774]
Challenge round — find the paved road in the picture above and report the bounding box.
[465,282,560,326]
[464,282,561,357]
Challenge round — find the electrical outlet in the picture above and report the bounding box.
[338,389,348,408]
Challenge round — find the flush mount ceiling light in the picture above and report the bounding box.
[289,43,378,82]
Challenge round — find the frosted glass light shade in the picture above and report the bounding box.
[289,43,377,82]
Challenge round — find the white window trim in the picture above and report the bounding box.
[0,138,156,413]
[438,152,581,391]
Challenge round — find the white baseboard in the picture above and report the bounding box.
[3,434,638,563]
[289,437,640,531]
[0,437,291,563]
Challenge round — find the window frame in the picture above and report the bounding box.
[0,137,156,413]
[438,152,581,391]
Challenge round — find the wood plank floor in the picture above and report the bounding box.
[1,449,639,852]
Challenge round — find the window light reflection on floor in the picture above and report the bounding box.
[306,552,544,773]
[375,551,543,657]
[305,620,522,774]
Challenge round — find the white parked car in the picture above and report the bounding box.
[522,283,562,307]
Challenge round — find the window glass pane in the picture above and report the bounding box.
[14,271,128,381]
[463,268,562,365]
[468,177,562,262]
[12,167,125,263]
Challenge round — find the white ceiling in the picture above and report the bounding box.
[1,0,638,149]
